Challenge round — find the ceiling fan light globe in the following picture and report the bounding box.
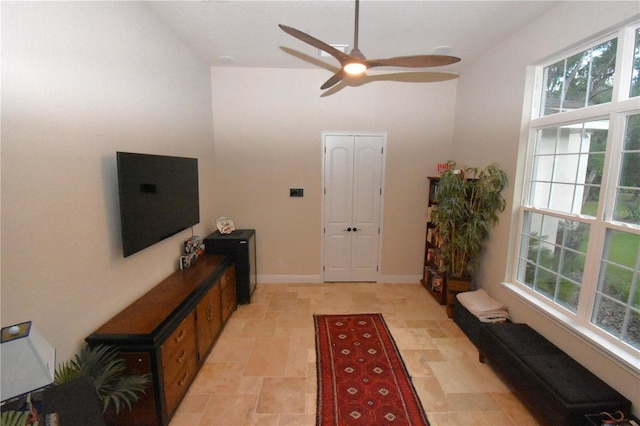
[344,62,367,75]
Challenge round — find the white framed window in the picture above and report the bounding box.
[514,22,640,360]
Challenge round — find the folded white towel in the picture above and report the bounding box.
[478,309,510,323]
[457,289,510,322]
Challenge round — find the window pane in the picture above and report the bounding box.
[537,268,557,298]
[614,114,640,225]
[588,39,617,106]
[593,296,626,338]
[536,128,558,154]
[541,39,617,116]
[564,51,590,108]
[631,28,640,98]
[593,229,640,349]
[561,249,585,283]
[559,278,580,311]
[601,263,632,303]
[517,212,588,313]
[625,310,640,348]
[543,60,564,115]
[530,121,608,215]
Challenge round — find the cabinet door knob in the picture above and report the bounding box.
[353,227,359,232]
[206,302,215,321]
[177,350,187,364]
[175,329,185,343]
[344,227,352,232]
[178,372,189,386]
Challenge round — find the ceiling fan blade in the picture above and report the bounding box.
[279,24,349,64]
[321,69,347,90]
[367,55,461,69]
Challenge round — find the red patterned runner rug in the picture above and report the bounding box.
[314,313,429,426]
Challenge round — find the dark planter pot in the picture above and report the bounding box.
[445,276,472,318]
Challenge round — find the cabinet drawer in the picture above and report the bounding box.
[163,353,198,416]
[161,314,197,381]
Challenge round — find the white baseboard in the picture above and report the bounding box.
[378,275,422,284]
[257,275,323,284]
[256,275,422,284]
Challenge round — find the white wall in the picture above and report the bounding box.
[452,1,640,411]
[1,2,216,362]
[210,67,457,282]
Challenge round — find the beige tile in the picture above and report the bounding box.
[431,358,509,394]
[279,413,316,426]
[196,361,246,379]
[412,376,453,412]
[400,349,441,376]
[490,392,540,424]
[174,392,210,413]
[277,311,314,329]
[389,326,437,350]
[240,319,278,338]
[406,319,448,338]
[206,337,255,363]
[429,411,492,426]
[286,344,309,377]
[190,375,263,395]
[169,283,538,426]
[243,338,290,376]
[198,394,258,425]
[446,392,502,411]
[232,303,268,320]
[250,413,279,425]
[255,377,307,414]
[169,411,203,426]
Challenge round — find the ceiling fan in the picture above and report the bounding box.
[279,0,461,90]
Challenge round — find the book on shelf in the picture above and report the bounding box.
[432,275,444,292]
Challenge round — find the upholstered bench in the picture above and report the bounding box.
[453,290,509,361]
[477,322,631,426]
[453,297,485,350]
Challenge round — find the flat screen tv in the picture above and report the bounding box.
[116,152,200,257]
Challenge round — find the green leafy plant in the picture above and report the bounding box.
[432,161,508,279]
[0,410,30,426]
[54,344,150,415]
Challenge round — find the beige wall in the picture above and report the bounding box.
[1,2,217,362]
[1,3,458,364]
[210,67,457,282]
[451,1,640,412]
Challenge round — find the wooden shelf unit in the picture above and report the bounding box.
[86,255,236,426]
[421,177,471,315]
[421,177,447,304]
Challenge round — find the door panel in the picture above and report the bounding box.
[323,136,354,281]
[323,133,384,282]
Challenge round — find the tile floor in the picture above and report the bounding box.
[169,282,539,426]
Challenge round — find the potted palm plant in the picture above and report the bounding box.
[55,344,150,424]
[431,161,508,290]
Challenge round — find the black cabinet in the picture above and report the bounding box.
[204,229,256,304]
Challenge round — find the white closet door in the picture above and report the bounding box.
[323,133,384,282]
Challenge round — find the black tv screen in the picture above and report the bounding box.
[116,152,200,257]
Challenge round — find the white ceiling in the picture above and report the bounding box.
[146,1,560,73]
